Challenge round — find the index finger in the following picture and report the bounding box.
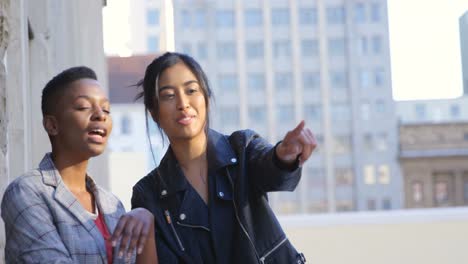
[289,120,305,137]
[111,216,129,246]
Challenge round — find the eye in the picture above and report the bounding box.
[103,109,111,114]
[76,106,90,111]
[187,87,199,94]
[160,92,175,100]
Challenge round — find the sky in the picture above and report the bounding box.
[103,0,468,101]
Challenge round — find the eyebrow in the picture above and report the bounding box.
[75,95,110,103]
[158,80,199,92]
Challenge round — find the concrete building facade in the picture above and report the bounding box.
[399,122,468,208]
[170,0,400,213]
[396,96,468,124]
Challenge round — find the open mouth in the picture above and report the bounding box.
[177,116,195,125]
[88,128,107,143]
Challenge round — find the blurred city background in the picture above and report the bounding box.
[2,0,468,263]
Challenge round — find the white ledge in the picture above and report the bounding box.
[278,207,468,227]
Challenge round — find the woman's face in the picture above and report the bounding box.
[153,62,207,142]
[46,79,113,158]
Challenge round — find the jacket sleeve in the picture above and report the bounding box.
[1,183,73,264]
[243,130,302,193]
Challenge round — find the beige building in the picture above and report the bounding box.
[399,122,468,208]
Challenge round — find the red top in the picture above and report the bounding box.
[94,212,113,264]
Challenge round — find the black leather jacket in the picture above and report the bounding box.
[132,129,306,263]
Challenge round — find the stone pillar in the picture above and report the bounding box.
[0,0,10,258]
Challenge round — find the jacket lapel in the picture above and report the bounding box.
[39,153,107,262]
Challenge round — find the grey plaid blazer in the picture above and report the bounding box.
[1,153,131,264]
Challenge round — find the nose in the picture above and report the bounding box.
[91,107,107,121]
[176,94,190,111]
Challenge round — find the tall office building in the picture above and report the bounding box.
[169,0,400,214]
[460,11,468,95]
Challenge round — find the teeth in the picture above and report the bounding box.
[91,129,105,135]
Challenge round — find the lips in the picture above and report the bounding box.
[87,127,108,144]
[177,114,195,126]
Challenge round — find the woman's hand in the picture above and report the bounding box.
[111,208,154,260]
[275,120,317,167]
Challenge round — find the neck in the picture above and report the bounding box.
[170,131,208,168]
[51,149,89,193]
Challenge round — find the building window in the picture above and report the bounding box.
[364,133,373,151]
[382,198,392,210]
[147,9,159,26]
[276,105,295,136]
[326,6,346,25]
[364,165,375,185]
[372,35,382,54]
[335,168,353,186]
[245,9,262,27]
[303,72,320,90]
[359,69,371,88]
[275,72,293,96]
[361,102,371,120]
[220,106,239,128]
[271,8,290,26]
[299,8,317,25]
[247,73,265,92]
[217,74,238,96]
[330,71,347,89]
[304,104,321,122]
[359,36,368,55]
[249,106,266,124]
[328,38,346,57]
[181,9,191,28]
[370,3,381,22]
[450,104,460,118]
[412,181,423,203]
[367,199,376,210]
[415,104,426,119]
[216,10,235,27]
[193,10,207,28]
[375,100,386,114]
[273,40,291,58]
[217,42,236,59]
[246,41,264,59]
[331,104,351,121]
[374,68,385,86]
[181,43,191,54]
[434,180,449,206]
[354,3,366,23]
[377,165,390,184]
[375,133,388,151]
[121,115,131,135]
[334,135,351,154]
[464,133,468,141]
[197,43,207,59]
[301,39,319,57]
[147,36,159,52]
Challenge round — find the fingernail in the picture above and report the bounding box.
[138,247,143,254]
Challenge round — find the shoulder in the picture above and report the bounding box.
[228,129,270,150]
[133,168,158,193]
[1,169,47,218]
[2,169,45,200]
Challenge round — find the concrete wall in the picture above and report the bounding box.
[281,208,468,264]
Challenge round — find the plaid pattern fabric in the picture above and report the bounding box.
[1,153,131,264]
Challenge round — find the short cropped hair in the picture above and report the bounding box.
[41,66,97,115]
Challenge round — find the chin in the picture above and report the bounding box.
[86,145,107,157]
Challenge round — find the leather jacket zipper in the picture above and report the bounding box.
[225,168,261,263]
[259,237,288,264]
[176,221,211,232]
